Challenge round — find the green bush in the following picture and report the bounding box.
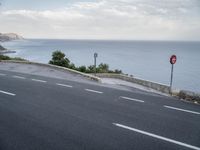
[49,50,70,67]
[0,55,11,60]
[0,55,26,61]
[78,66,87,72]
[114,69,122,74]
[68,63,76,70]
[86,65,95,73]
[98,63,109,73]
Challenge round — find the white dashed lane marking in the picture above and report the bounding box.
[12,75,26,79]
[113,123,200,150]
[85,89,103,94]
[164,105,200,115]
[56,83,73,88]
[31,79,47,83]
[0,90,16,96]
[119,96,144,103]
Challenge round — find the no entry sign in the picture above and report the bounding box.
[170,55,177,64]
[169,54,177,94]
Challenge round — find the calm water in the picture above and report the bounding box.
[2,39,200,93]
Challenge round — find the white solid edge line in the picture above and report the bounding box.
[13,75,26,79]
[164,105,200,115]
[0,90,16,96]
[85,89,103,94]
[113,123,200,150]
[31,79,47,83]
[56,83,73,88]
[0,73,6,76]
[120,96,144,103]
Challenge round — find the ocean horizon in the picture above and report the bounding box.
[2,39,200,93]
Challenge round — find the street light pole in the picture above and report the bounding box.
[94,52,98,76]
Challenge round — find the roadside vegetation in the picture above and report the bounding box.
[49,50,122,74]
[0,55,27,61]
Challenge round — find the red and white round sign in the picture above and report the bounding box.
[170,55,177,64]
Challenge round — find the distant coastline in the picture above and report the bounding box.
[0,32,23,54]
[24,38,200,43]
[0,33,23,42]
[0,44,6,51]
[0,44,16,54]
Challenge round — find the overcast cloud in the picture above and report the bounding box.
[0,0,200,40]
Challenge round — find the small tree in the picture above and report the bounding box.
[49,50,70,67]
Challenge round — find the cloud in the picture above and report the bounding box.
[0,0,200,40]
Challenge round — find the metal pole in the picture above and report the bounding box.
[94,55,96,76]
[170,64,174,94]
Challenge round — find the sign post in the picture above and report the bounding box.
[169,55,177,94]
[94,52,98,75]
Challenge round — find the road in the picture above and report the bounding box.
[0,70,200,150]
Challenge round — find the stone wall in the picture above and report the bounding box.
[96,73,170,94]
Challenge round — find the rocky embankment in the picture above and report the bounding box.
[0,33,23,42]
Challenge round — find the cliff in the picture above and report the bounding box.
[0,45,6,51]
[0,33,23,42]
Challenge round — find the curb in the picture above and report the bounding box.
[0,60,101,82]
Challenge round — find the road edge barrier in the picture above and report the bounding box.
[96,73,170,94]
[96,73,200,104]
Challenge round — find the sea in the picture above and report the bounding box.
[2,39,200,93]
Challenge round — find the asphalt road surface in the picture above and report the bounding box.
[0,70,200,150]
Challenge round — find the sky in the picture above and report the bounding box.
[0,0,200,41]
